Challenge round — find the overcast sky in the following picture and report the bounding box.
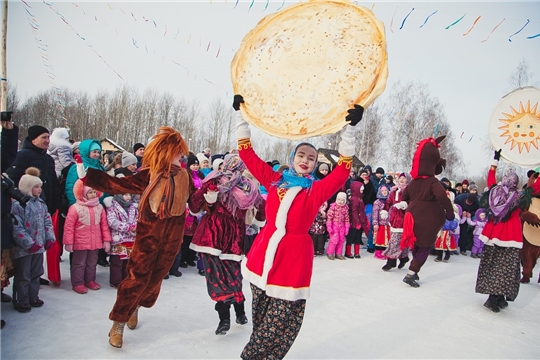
[6,0,540,176]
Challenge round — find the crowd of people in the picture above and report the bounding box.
[1,105,539,358]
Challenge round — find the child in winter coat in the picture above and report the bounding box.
[11,167,56,312]
[467,208,487,258]
[434,204,459,262]
[326,192,350,260]
[63,180,112,294]
[345,182,369,259]
[372,185,391,260]
[48,127,74,178]
[104,194,138,288]
[310,202,328,256]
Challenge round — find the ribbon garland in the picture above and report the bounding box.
[462,15,481,36]
[419,10,438,28]
[445,13,466,30]
[508,19,530,42]
[399,8,415,30]
[390,6,398,33]
[481,18,505,43]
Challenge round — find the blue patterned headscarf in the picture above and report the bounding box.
[273,143,318,190]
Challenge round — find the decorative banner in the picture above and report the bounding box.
[489,87,540,168]
[231,1,388,139]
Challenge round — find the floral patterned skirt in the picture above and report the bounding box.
[200,253,244,304]
[475,244,521,301]
[241,283,306,360]
[383,231,410,259]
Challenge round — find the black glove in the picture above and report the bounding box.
[233,95,245,111]
[494,149,502,160]
[345,105,364,126]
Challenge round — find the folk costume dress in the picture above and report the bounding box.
[236,112,356,360]
[372,185,391,252]
[475,161,523,304]
[189,154,265,329]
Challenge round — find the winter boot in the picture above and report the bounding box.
[336,255,346,260]
[397,257,409,269]
[434,250,443,262]
[215,302,231,335]
[442,251,451,262]
[520,276,530,283]
[483,295,500,313]
[374,250,385,260]
[382,258,397,271]
[354,244,361,258]
[403,273,420,288]
[234,302,248,325]
[108,321,126,348]
[345,245,354,259]
[327,254,335,260]
[127,306,140,330]
[496,295,508,309]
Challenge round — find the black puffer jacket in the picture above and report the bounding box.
[1,125,19,250]
[6,137,60,215]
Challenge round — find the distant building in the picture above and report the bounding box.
[101,138,126,154]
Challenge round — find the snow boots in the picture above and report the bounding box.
[127,306,140,330]
[443,251,451,263]
[403,273,420,288]
[215,301,248,335]
[345,245,354,259]
[497,295,508,309]
[398,257,409,269]
[483,295,500,313]
[374,250,386,260]
[108,321,126,348]
[382,258,397,271]
[354,244,361,258]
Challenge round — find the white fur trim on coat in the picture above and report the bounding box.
[189,243,243,262]
[242,187,304,301]
[478,234,523,249]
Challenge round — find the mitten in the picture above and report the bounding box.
[75,156,87,181]
[355,224,361,230]
[397,201,408,210]
[45,240,54,250]
[345,104,364,126]
[103,242,111,253]
[128,224,137,234]
[233,94,245,111]
[491,149,501,167]
[28,243,43,253]
[65,244,73,253]
[521,211,540,227]
[338,125,356,156]
[203,190,218,204]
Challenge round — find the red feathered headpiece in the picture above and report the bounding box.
[410,136,446,179]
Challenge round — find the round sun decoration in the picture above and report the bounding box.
[489,87,540,168]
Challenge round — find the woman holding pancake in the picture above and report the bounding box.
[233,95,363,359]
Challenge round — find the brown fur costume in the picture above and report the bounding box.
[400,137,454,279]
[520,173,540,283]
[85,127,194,322]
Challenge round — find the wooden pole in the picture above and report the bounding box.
[1,0,7,112]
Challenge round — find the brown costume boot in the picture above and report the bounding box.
[127,306,140,330]
[108,321,126,348]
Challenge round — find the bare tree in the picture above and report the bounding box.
[507,58,538,91]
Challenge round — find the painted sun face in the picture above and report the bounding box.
[498,100,540,153]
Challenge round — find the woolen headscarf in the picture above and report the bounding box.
[488,168,520,224]
[274,142,318,190]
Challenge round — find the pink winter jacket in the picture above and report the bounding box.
[63,181,111,250]
[326,202,350,236]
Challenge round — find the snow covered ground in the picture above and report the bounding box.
[1,250,539,359]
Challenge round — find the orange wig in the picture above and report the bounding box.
[142,126,189,174]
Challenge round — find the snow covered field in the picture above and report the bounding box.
[2,250,539,359]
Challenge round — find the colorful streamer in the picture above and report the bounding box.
[248,0,255,13]
[276,0,285,11]
[527,33,540,39]
[264,0,269,11]
[216,45,221,58]
[399,8,415,30]
[445,13,466,30]
[390,6,398,34]
[460,132,464,139]
[508,19,530,42]
[481,18,505,43]
[462,15,481,36]
[233,0,239,9]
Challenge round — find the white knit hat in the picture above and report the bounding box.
[196,153,209,166]
[213,158,224,171]
[18,167,42,196]
[336,192,347,201]
[122,151,138,167]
